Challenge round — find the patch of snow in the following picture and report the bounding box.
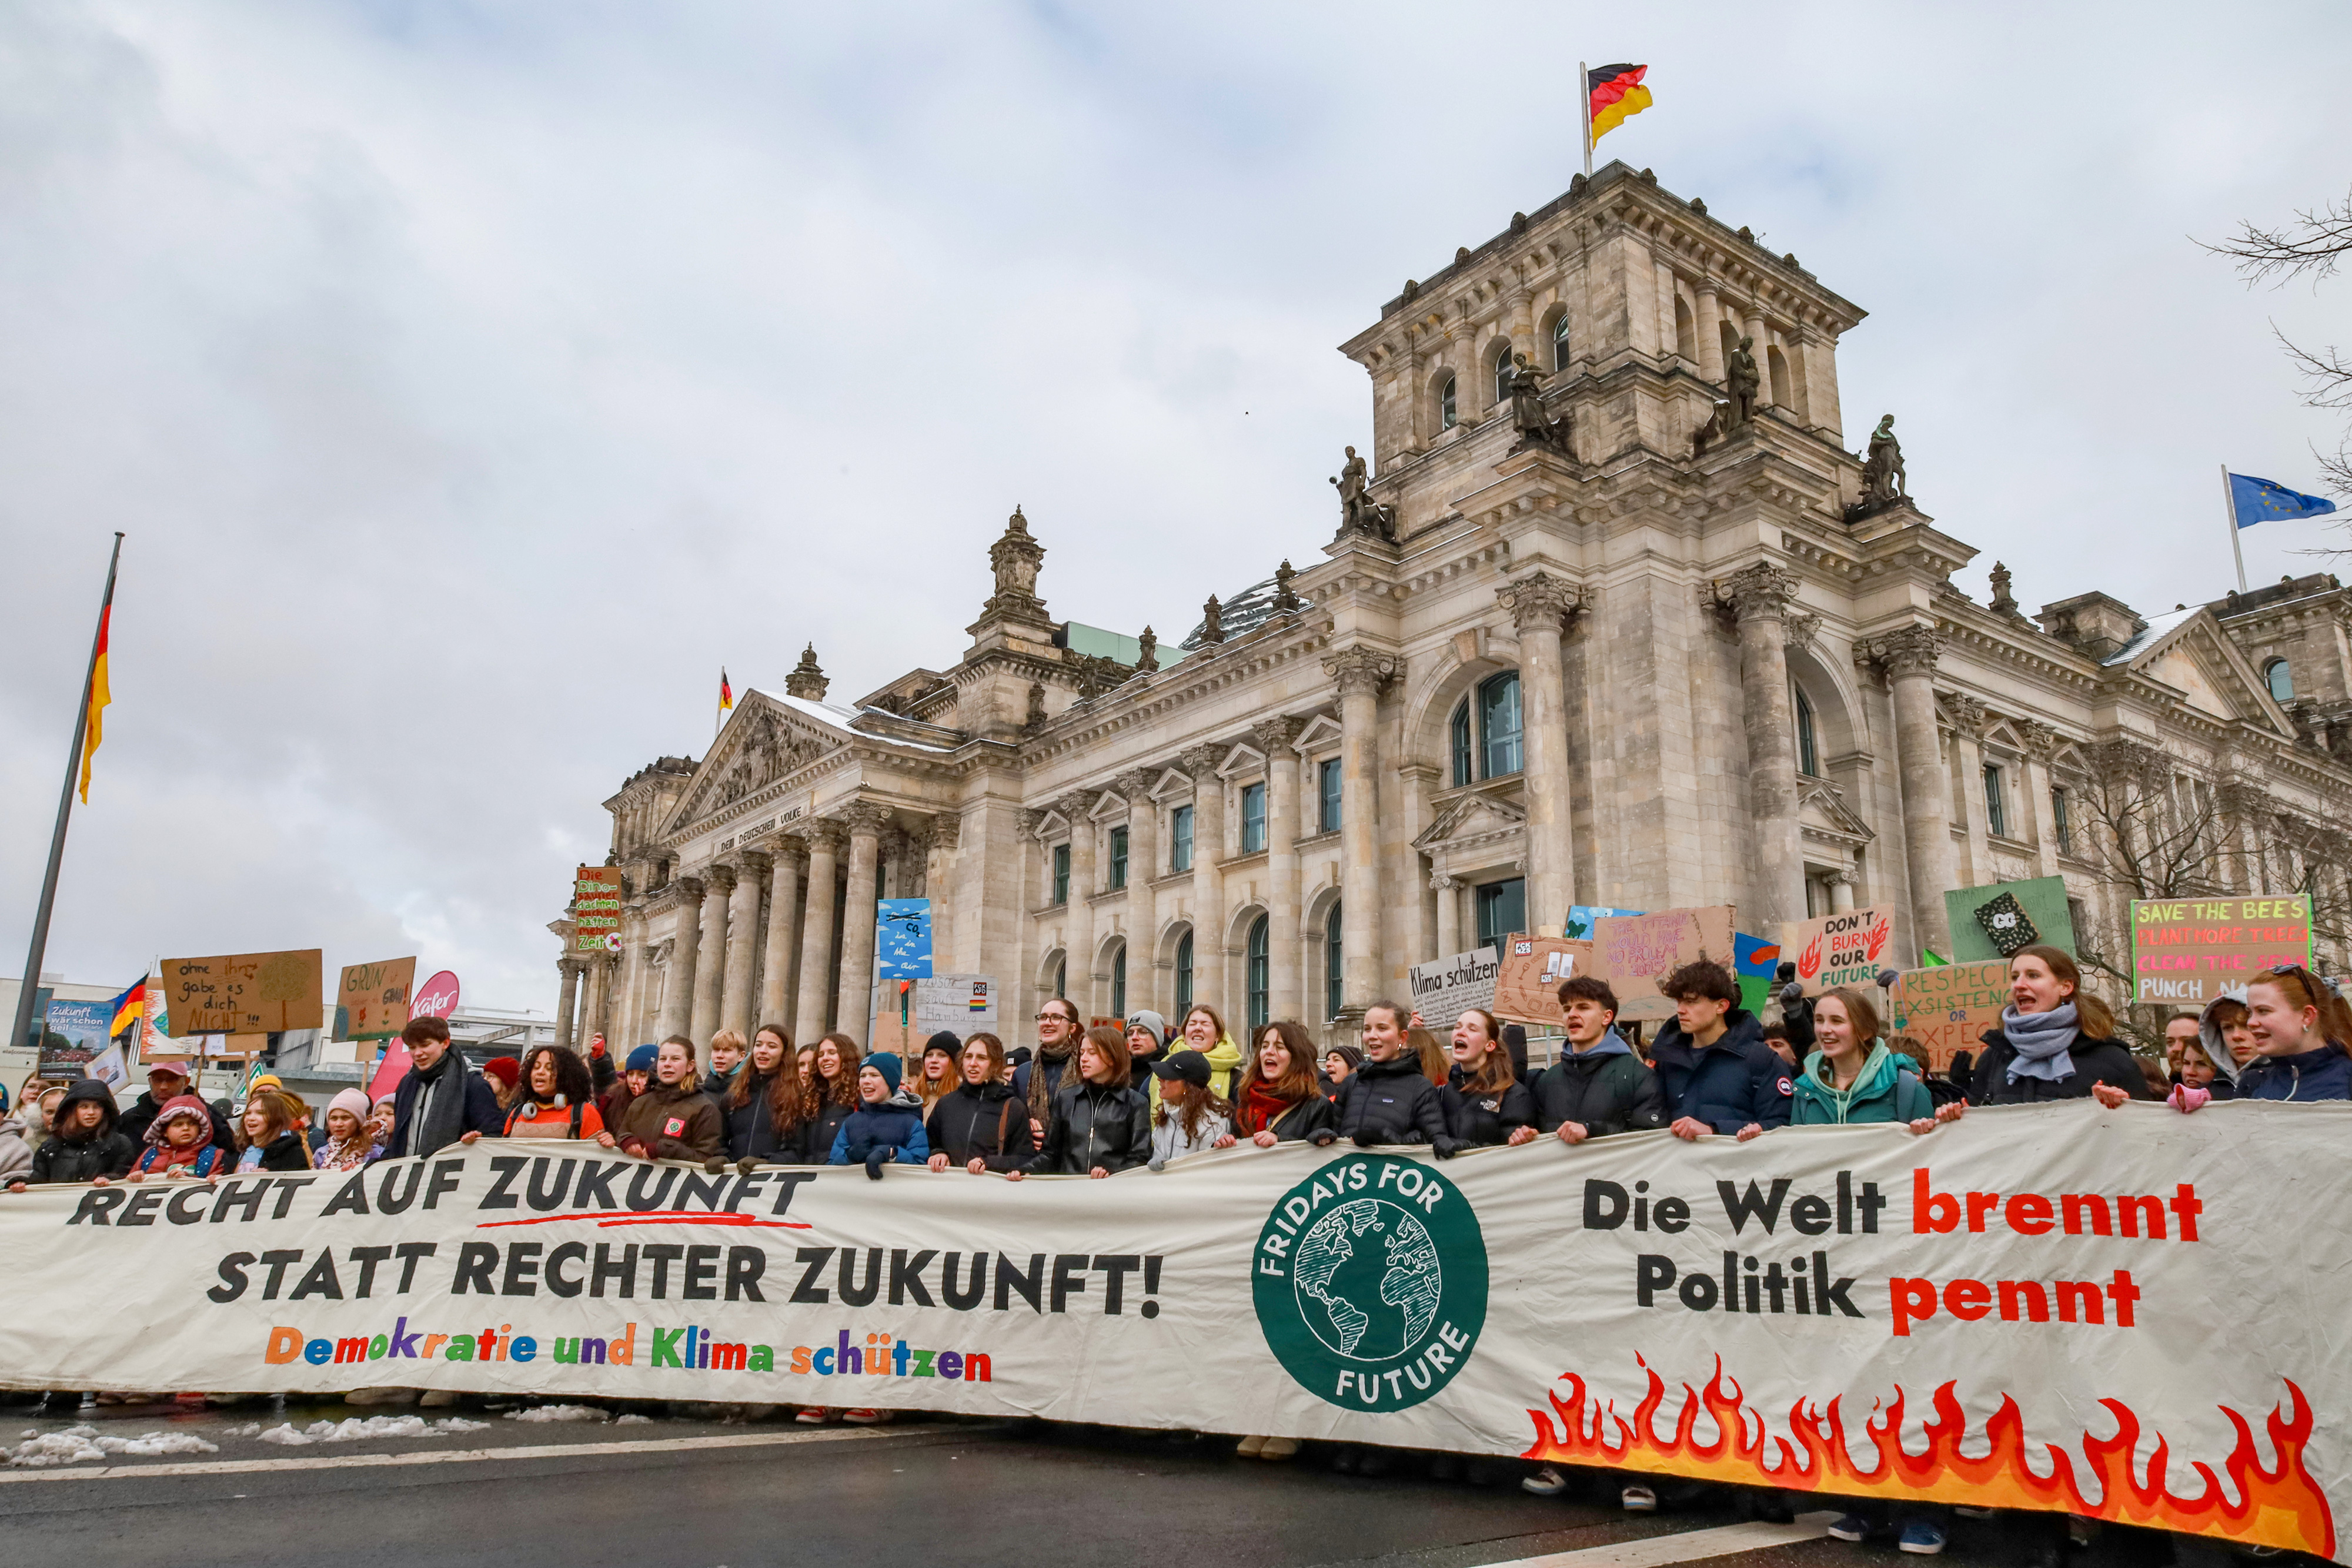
[6,1425,219,1467]
[255,1415,489,1446]
[615,1413,654,1425]
[503,1405,611,1423]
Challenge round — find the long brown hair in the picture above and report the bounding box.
[731,1025,811,1127]
[2250,967,2352,1047]
[2011,944,2114,1038]
[1240,1021,1319,1105]
[1406,1027,1448,1085]
[916,1040,961,1112]
[1079,1025,1132,1088]
[1153,1075,1231,1139]
[815,1032,863,1108]
[238,1091,296,1152]
[961,1032,1007,1084]
[1453,1008,1515,1094]
[1818,988,1882,1052]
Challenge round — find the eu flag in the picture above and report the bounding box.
[2230,472,2338,529]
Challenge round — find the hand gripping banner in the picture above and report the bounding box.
[0,1102,2341,1560]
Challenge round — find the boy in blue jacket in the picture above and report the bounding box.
[828,1052,930,1178]
[1648,959,1792,1142]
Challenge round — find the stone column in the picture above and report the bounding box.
[554,957,582,1051]
[1722,563,1805,932]
[834,803,890,1044]
[794,827,842,1045]
[1432,873,1461,959]
[688,864,735,1055]
[1114,774,1159,1016]
[1696,282,1724,383]
[1499,573,1582,935]
[718,851,767,1041]
[1948,697,1991,888]
[759,839,805,1031]
[1877,627,1956,960]
[2020,723,2063,878]
[1327,647,1398,1014]
[1180,746,1228,1021]
[1826,871,1855,914]
[920,815,961,972]
[1254,718,1306,1022]
[1655,262,1680,363]
[659,878,704,1042]
[1061,793,1099,1018]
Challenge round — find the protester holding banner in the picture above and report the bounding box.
[315,1089,383,1171]
[126,1095,228,1179]
[503,1047,606,1143]
[1649,961,1789,1141]
[386,1016,502,1158]
[1147,1049,1231,1169]
[808,1034,864,1162]
[1174,1004,1246,1102]
[1965,946,2149,1108]
[9,1079,132,1190]
[1318,1002,1459,1154]
[925,1033,1034,1173]
[1439,1009,1536,1148]
[234,1092,313,1172]
[724,1026,813,1166]
[1014,997,1083,1145]
[701,1029,747,1099]
[1234,1022,1336,1145]
[1011,1026,1148,1178]
[118,1062,232,1152]
[1529,977,1666,1147]
[0,1094,31,1183]
[613,1037,725,1164]
[1790,989,1935,1130]
[913,1032,961,1116]
[2169,968,2352,1109]
[826,1052,930,1178]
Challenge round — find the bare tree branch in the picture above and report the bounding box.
[2200,188,2352,286]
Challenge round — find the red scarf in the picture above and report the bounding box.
[1239,1081,1299,1136]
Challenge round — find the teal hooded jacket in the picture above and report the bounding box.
[1790,1043,1933,1126]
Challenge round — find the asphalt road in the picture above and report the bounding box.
[0,1398,2250,1568]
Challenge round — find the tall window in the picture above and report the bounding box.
[1475,879,1526,947]
[1241,781,1267,853]
[1325,901,1344,1019]
[1111,943,1126,1019]
[1552,312,1572,372]
[1480,671,1523,778]
[1318,758,1342,833]
[1054,957,1067,999]
[1174,931,1194,1012]
[1170,804,1194,872]
[1983,764,2007,837]
[1450,702,1474,787]
[1246,914,1270,1031]
[1438,373,1456,430]
[1051,842,1070,905]
[2052,787,2073,855]
[1108,826,1129,890]
[1493,346,1514,405]
[2267,658,2295,704]
[1795,687,1819,777]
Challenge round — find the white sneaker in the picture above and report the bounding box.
[1521,1466,1569,1496]
[1622,1485,1658,1512]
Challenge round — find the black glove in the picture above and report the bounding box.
[864,1148,888,1181]
[1308,1131,1337,1147]
[736,1156,764,1176]
[1432,1136,1469,1159]
[703,1156,729,1175]
[1352,1129,1381,1148]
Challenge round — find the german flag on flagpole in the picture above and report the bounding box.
[716,667,733,737]
[1583,63,1652,169]
[76,604,112,803]
[106,975,146,1039]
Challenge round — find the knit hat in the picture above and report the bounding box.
[866,1052,903,1094]
[1324,1043,1365,1072]
[144,1093,212,1145]
[626,1044,658,1073]
[922,1031,960,1058]
[482,1057,522,1089]
[1126,1009,1170,1045]
[328,1088,372,1125]
[247,1074,283,1094]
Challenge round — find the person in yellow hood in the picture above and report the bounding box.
[1174,1004,1246,1105]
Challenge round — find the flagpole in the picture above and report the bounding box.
[2221,463,2247,593]
[1580,60,1592,179]
[9,533,125,1065]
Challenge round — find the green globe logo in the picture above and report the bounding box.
[1252,1155,1488,1412]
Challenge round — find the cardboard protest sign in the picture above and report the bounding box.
[159,950,324,1034]
[1782,907,1896,996]
[335,957,416,1042]
[868,974,1000,1059]
[877,899,933,980]
[1410,947,1502,1026]
[1886,959,2011,1072]
[572,867,624,955]
[36,998,110,1075]
[1592,907,1736,1022]
[1492,937,1593,1028]
[1945,876,2076,962]
[1563,905,1642,940]
[2129,895,2313,1006]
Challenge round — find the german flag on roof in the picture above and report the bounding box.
[1587,63,1652,144]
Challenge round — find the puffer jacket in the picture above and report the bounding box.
[1790,1044,1934,1125]
[1649,1010,1793,1134]
[2237,1042,2352,1102]
[0,1115,34,1182]
[827,1091,931,1166]
[807,1085,860,1162]
[1531,1032,1668,1138]
[614,1079,725,1161]
[1023,1079,1150,1174]
[926,1082,1035,1171]
[723,1070,811,1162]
[1234,1088,1337,1142]
[1440,1067,1535,1148]
[26,1081,135,1183]
[1324,1055,1459,1151]
[1972,1027,2152,1105]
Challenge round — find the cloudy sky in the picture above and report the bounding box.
[4,2,2347,1015]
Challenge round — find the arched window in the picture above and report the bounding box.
[1438,373,1456,430]
[1450,701,1474,787]
[1245,915,1270,1031]
[1174,930,1194,1012]
[1493,346,1514,406]
[1054,957,1067,1000]
[1480,671,1523,777]
[1768,344,1791,410]
[1795,686,1819,777]
[1552,311,1572,372]
[1110,942,1127,1020]
[1325,901,1344,1020]
[1673,295,1696,361]
[2267,658,2296,704]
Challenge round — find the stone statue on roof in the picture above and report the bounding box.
[1726,335,1761,428]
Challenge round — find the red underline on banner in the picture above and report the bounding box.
[475,1211,812,1230]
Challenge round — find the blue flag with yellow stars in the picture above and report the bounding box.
[2230,472,2338,529]
[876,899,933,979]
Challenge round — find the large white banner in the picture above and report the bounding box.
[1,1102,2343,1560]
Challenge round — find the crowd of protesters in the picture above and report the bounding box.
[6,943,2348,1556]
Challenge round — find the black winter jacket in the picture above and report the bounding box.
[387,1060,505,1158]
[724,1071,813,1162]
[1023,1079,1150,1174]
[1324,1056,1459,1151]
[1242,1093,1337,1142]
[1649,1011,1793,1134]
[1971,1027,2152,1105]
[926,1082,1037,1171]
[1531,1035,1669,1138]
[27,1081,135,1184]
[239,1131,313,1172]
[807,1093,858,1164]
[1440,1068,1535,1148]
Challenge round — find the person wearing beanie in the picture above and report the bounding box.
[126,1094,229,1180]
[481,1056,523,1111]
[316,1088,383,1172]
[1124,1011,1171,1101]
[1321,1044,1364,1099]
[827,1052,929,1178]
[914,1032,962,1115]
[613,1037,725,1164]
[601,1043,658,1127]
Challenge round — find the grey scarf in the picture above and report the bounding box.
[407,1051,469,1157]
[2002,1001,2080,1085]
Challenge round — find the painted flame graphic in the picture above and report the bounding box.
[1522,1358,2333,1558]
[1865,919,1890,961]
[1797,936,1822,980]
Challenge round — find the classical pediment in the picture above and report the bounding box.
[1413,791,1528,855]
[2107,611,2292,734]
[1799,780,1875,845]
[665,694,844,833]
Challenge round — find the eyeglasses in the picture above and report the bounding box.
[1034,1011,1074,1024]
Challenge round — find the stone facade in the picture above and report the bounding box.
[556,162,2352,1059]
